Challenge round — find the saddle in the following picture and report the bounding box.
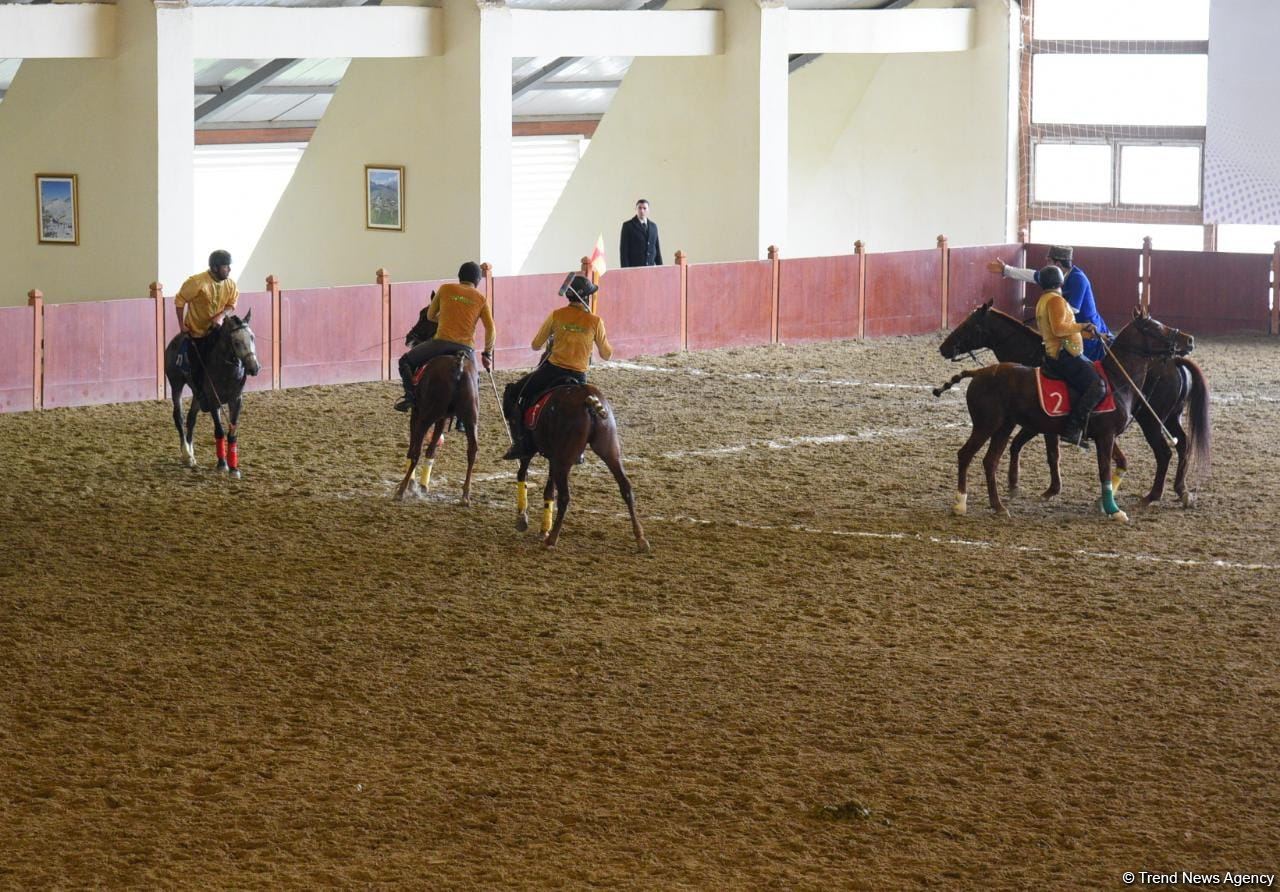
[1036,361,1116,417]
[521,383,579,430]
[410,350,468,386]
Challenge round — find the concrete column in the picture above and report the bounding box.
[724,0,789,260]
[153,2,195,292]
[443,0,512,272]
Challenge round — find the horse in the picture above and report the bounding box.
[393,352,479,503]
[512,385,648,552]
[940,301,1205,507]
[164,311,261,478]
[934,310,1209,522]
[405,299,438,348]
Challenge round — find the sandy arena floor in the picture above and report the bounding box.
[1,331,1277,889]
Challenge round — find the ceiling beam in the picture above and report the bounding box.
[194,57,301,123]
[195,84,338,96]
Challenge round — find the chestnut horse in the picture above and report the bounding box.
[934,311,1209,522]
[940,302,1203,506]
[513,385,648,552]
[394,352,479,503]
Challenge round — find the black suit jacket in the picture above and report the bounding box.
[619,216,662,267]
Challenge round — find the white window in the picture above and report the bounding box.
[1034,0,1209,40]
[1034,143,1112,204]
[512,135,588,273]
[1119,145,1201,206]
[1033,55,1208,126]
[1030,221,1206,252]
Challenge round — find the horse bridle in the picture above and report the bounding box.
[1117,318,1186,360]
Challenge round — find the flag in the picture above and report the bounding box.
[589,234,607,278]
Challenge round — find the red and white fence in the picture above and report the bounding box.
[3,238,1277,413]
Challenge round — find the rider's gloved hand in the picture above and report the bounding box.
[481,351,493,371]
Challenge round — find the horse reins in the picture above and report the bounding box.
[1101,338,1178,447]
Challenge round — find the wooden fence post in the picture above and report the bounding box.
[1272,241,1279,336]
[1141,236,1152,314]
[150,281,165,400]
[676,250,688,352]
[27,289,43,411]
[377,268,391,381]
[938,234,949,330]
[855,240,866,339]
[267,274,281,389]
[768,245,780,344]
[580,255,596,313]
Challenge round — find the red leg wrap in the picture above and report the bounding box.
[215,437,227,462]
[227,441,239,470]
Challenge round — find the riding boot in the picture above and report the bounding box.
[501,418,526,460]
[1062,379,1105,447]
[394,392,414,412]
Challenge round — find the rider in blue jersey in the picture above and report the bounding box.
[989,245,1111,361]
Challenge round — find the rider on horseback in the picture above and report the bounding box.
[175,249,239,408]
[1035,264,1104,447]
[394,261,494,413]
[501,273,613,460]
[990,245,1112,361]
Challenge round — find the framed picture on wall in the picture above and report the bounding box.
[36,174,79,245]
[365,165,404,231]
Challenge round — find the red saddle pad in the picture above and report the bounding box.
[1036,361,1116,417]
[523,391,555,430]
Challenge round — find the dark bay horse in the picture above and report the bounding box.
[941,301,1204,507]
[513,385,648,552]
[935,311,1209,521]
[394,352,479,503]
[164,311,260,477]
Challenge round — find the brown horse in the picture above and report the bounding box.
[513,385,648,552]
[941,301,1204,507]
[935,310,1209,521]
[394,352,479,503]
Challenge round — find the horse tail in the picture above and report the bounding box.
[932,370,977,398]
[584,393,608,420]
[1180,357,1211,481]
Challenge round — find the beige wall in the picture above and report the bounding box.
[0,2,188,306]
[243,0,510,291]
[788,0,1016,256]
[525,0,1015,274]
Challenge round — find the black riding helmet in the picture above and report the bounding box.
[1035,264,1065,290]
[564,274,598,305]
[209,249,232,269]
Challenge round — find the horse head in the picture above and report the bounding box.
[405,293,438,347]
[939,300,994,361]
[1119,308,1194,358]
[224,309,261,376]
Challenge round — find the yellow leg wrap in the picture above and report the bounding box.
[541,500,554,535]
[418,459,434,487]
[1111,467,1124,493]
[517,481,528,513]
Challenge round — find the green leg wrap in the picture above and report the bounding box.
[1101,481,1120,515]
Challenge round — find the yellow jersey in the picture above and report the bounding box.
[176,271,239,337]
[1035,289,1087,358]
[531,304,612,373]
[427,282,495,353]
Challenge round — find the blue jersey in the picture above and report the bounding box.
[1062,266,1109,361]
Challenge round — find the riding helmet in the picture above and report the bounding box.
[1035,264,1065,290]
[566,275,598,301]
[208,249,232,269]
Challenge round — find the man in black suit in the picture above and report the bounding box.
[619,199,663,267]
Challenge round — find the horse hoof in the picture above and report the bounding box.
[229,469,241,480]
[1007,487,1020,499]
[460,497,471,507]
[1109,510,1130,523]
[515,515,529,532]
[637,539,651,554]
[1040,489,1059,501]
[1180,492,1195,508]
[994,507,1011,519]
[951,493,968,516]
